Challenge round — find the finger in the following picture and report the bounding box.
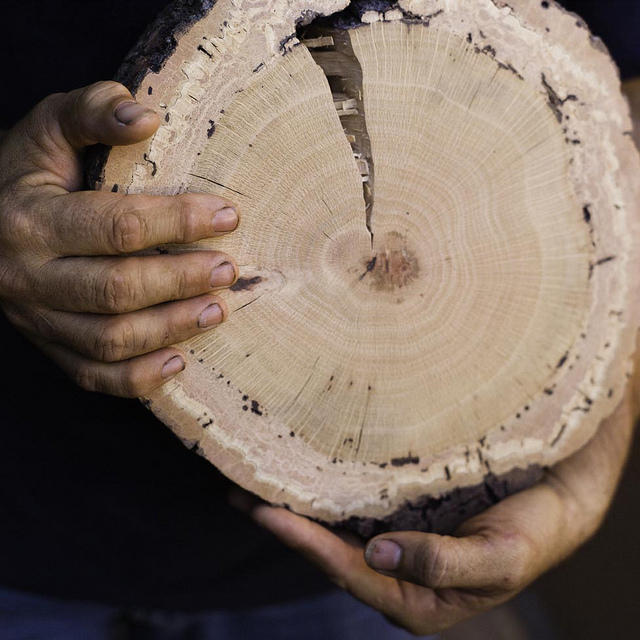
[42,191,239,256]
[56,81,160,148]
[7,293,228,363]
[365,480,567,593]
[364,532,509,592]
[8,81,160,187]
[246,502,387,591]
[25,81,158,150]
[233,496,408,608]
[233,496,462,635]
[34,251,237,313]
[38,341,187,398]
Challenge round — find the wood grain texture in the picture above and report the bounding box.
[90,0,640,534]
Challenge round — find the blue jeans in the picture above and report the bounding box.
[0,585,438,640]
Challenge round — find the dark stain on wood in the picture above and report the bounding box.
[359,256,377,281]
[557,351,569,369]
[589,255,617,279]
[230,276,263,292]
[197,43,213,58]
[497,61,524,80]
[541,73,578,123]
[475,43,497,57]
[251,400,263,416]
[143,153,157,176]
[390,454,420,467]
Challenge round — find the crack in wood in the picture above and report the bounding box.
[186,172,246,197]
[300,23,375,247]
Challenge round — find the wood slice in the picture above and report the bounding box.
[90,0,640,535]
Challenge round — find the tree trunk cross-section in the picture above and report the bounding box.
[89,0,640,536]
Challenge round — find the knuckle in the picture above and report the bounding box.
[92,318,135,363]
[497,530,533,589]
[414,539,449,589]
[176,195,204,242]
[108,206,146,254]
[73,364,100,393]
[0,198,34,246]
[69,82,128,145]
[95,264,138,313]
[118,362,149,398]
[171,265,191,300]
[75,82,116,116]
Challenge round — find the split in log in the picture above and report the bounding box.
[89,0,640,536]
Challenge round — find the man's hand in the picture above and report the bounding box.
[233,78,640,634]
[0,81,240,397]
[234,375,638,635]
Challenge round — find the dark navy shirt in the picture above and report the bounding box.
[0,0,638,610]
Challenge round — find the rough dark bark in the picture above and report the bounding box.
[85,0,217,190]
[334,465,544,538]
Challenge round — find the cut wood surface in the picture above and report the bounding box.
[91,0,640,535]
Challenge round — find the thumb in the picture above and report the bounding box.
[3,81,160,187]
[364,530,527,591]
[34,80,160,150]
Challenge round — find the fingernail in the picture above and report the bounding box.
[115,101,155,125]
[198,303,223,328]
[210,262,236,288]
[161,355,185,379]
[212,207,239,232]
[365,539,402,572]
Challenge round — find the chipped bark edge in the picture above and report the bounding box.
[85,0,218,190]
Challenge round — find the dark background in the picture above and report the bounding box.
[533,429,640,639]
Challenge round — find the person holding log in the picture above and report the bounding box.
[0,1,638,639]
